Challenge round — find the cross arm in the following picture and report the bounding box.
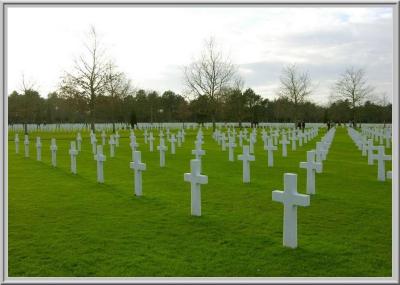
[272,190,283,203]
[293,193,310,207]
[299,162,308,169]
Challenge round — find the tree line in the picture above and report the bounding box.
[8,27,392,133]
[8,87,391,126]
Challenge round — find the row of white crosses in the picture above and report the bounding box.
[225,127,321,183]
[20,128,186,185]
[348,127,392,182]
[15,134,73,170]
[272,128,335,248]
[361,126,391,148]
[146,129,186,154]
[11,122,327,133]
[215,127,319,166]
[16,133,91,177]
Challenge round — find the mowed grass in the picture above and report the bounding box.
[7,127,392,277]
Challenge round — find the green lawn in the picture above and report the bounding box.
[7,126,392,277]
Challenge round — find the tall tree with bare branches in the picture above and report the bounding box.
[59,26,107,132]
[277,64,312,122]
[331,67,374,124]
[184,37,236,130]
[104,61,133,133]
[18,74,41,134]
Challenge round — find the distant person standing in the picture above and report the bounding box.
[327,121,331,130]
[301,121,305,132]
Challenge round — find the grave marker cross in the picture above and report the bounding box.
[272,173,310,248]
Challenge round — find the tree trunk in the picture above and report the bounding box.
[90,98,96,132]
[90,118,95,132]
[212,115,216,131]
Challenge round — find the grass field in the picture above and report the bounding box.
[7,126,392,277]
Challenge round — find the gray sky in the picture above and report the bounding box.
[7,6,393,105]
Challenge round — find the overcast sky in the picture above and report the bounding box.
[7,6,393,105]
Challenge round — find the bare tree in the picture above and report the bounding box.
[59,26,107,132]
[331,67,374,124]
[104,61,133,133]
[18,73,39,134]
[183,37,236,130]
[379,92,390,107]
[277,64,312,122]
[20,73,37,93]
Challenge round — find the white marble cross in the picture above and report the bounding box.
[24,135,29,157]
[36,137,42,161]
[50,138,57,167]
[181,128,186,143]
[379,131,384,145]
[228,136,236,162]
[221,133,227,151]
[184,159,208,216]
[385,129,391,148]
[177,131,183,147]
[238,131,244,147]
[94,145,106,183]
[192,140,205,161]
[298,131,303,147]
[149,132,155,152]
[115,131,120,147]
[299,150,322,195]
[262,133,269,150]
[15,134,19,154]
[130,136,139,161]
[279,133,289,157]
[249,133,256,154]
[372,146,391,181]
[216,131,222,145]
[272,173,310,248]
[238,145,255,183]
[90,134,97,154]
[109,135,116,158]
[157,138,168,167]
[361,137,368,156]
[272,130,279,146]
[169,134,177,154]
[265,138,277,167]
[69,141,78,174]
[76,132,82,152]
[303,131,308,144]
[367,139,378,165]
[101,131,107,145]
[291,132,297,151]
[315,142,328,163]
[130,151,146,196]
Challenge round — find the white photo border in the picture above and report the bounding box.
[1,1,399,284]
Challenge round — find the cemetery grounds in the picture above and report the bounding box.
[7,126,392,277]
